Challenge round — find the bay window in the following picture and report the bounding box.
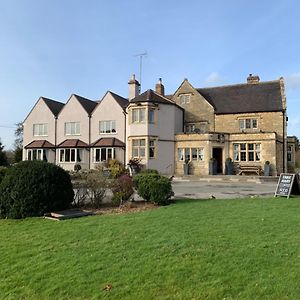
[59,148,83,163]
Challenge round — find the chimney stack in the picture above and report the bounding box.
[128,74,140,100]
[247,74,260,84]
[155,78,165,96]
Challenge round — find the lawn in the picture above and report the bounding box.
[1,197,300,299]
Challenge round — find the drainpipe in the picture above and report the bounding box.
[54,116,57,164]
[88,115,91,169]
[283,109,286,173]
[123,109,127,166]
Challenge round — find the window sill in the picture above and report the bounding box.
[65,134,81,136]
[99,132,117,135]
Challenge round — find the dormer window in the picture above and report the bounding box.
[179,94,191,105]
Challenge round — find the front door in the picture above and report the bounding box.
[213,148,223,174]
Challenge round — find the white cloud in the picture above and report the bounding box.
[204,72,223,85]
[285,73,300,90]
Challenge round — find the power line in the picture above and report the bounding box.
[0,124,17,129]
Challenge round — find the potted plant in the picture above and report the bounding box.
[209,158,217,175]
[264,161,271,176]
[225,157,234,175]
[183,158,190,175]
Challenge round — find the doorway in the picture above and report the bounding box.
[213,148,223,174]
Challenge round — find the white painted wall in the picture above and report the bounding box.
[23,98,57,162]
[56,95,90,145]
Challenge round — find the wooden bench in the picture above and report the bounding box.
[238,165,262,176]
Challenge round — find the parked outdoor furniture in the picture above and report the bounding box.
[238,165,262,176]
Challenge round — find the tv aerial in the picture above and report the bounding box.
[134,51,147,90]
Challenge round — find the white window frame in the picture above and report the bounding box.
[59,148,83,163]
[233,143,261,162]
[179,94,191,105]
[148,109,155,123]
[93,148,116,162]
[99,120,116,134]
[185,124,195,133]
[27,149,48,161]
[132,139,146,158]
[65,122,80,136]
[178,147,204,161]
[149,139,156,159]
[132,108,146,123]
[239,118,258,131]
[33,123,48,136]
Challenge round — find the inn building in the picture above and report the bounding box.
[23,74,298,176]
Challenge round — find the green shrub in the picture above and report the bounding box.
[0,166,8,184]
[134,173,173,205]
[86,171,108,208]
[111,174,134,205]
[108,159,125,179]
[0,160,74,219]
[140,169,159,175]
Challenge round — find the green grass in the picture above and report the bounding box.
[1,197,300,299]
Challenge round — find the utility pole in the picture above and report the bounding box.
[134,52,147,90]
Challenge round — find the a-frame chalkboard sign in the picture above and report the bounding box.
[274,173,300,198]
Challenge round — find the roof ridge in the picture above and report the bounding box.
[41,97,64,104]
[197,79,280,90]
[73,94,96,103]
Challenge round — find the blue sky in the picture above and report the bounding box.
[1,0,300,149]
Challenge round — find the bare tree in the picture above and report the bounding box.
[14,122,23,162]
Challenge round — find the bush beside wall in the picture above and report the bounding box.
[0,160,74,219]
[134,173,173,205]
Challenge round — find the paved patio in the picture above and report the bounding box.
[172,176,277,199]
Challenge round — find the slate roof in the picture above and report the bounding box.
[42,97,64,116]
[58,139,89,148]
[196,81,283,114]
[110,91,129,109]
[25,140,55,149]
[130,89,177,105]
[91,137,125,148]
[73,94,98,115]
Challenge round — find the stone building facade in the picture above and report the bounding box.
[23,74,297,176]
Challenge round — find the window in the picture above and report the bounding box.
[287,145,293,162]
[178,148,204,161]
[185,124,195,133]
[65,122,80,135]
[179,94,191,105]
[199,123,206,133]
[59,148,83,163]
[132,108,146,123]
[233,143,260,162]
[149,139,156,158]
[99,120,116,134]
[27,149,48,161]
[148,109,155,123]
[33,124,48,136]
[239,118,258,131]
[178,148,184,161]
[191,148,204,161]
[132,139,145,158]
[94,148,116,162]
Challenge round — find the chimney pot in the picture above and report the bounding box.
[247,74,260,84]
[128,74,140,100]
[155,78,165,96]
